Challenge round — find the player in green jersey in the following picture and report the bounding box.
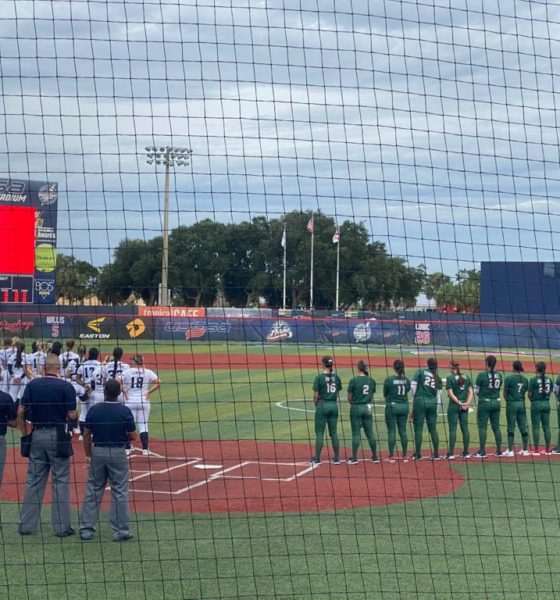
[445,361,473,459]
[411,358,441,460]
[347,360,379,464]
[474,355,503,458]
[310,356,342,465]
[383,359,411,461]
[527,361,553,455]
[553,375,560,454]
[502,360,529,457]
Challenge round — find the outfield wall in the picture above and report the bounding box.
[0,306,559,349]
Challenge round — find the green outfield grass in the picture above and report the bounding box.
[3,353,560,599]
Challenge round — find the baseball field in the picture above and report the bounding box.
[2,341,560,600]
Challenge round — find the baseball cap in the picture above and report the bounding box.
[512,360,524,372]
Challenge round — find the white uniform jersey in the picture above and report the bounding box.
[77,359,102,384]
[122,367,158,403]
[7,352,31,379]
[103,360,130,381]
[0,348,15,392]
[30,351,47,377]
[59,351,80,376]
[84,365,105,406]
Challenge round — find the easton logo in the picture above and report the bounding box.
[87,317,105,333]
[266,321,293,341]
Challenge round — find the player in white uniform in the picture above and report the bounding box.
[0,338,17,395]
[103,347,130,403]
[59,339,80,378]
[122,355,161,456]
[65,345,87,435]
[7,342,32,402]
[30,341,47,378]
[76,347,102,433]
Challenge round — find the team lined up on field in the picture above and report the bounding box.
[0,337,160,456]
[310,355,560,464]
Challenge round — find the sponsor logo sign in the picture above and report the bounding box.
[0,319,34,333]
[414,322,431,345]
[79,316,111,339]
[266,320,293,341]
[126,318,146,339]
[35,279,56,301]
[38,183,58,205]
[353,322,371,343]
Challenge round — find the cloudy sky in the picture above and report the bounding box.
[0,0,559,274]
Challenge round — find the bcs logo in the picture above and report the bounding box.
[266,321,293,341]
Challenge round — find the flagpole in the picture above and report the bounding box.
[335,236,340,310]
[310,219,314,311]
[282,226,287,310]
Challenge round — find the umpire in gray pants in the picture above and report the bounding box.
[18,354,77,537]
[79,378,136,542]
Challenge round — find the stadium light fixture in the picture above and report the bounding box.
[146,145,193,306]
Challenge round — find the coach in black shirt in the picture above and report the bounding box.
[79,378,136,542]
[18,354,77,537]
[0,389,17,488]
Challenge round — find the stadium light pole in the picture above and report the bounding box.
[146,146,193,306]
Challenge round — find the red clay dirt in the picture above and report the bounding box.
[0,439,465,514]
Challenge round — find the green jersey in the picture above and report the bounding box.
[313,372,342,402]
[383,376,411,403]
[412,369,441,401]
[347,375,376,404]
[475,370,503,399]
[555,375,560,400]
[503,373,528,402]
[528,375,553,401]
[445,374,473,403]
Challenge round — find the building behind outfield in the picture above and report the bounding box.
[480,262,560,316]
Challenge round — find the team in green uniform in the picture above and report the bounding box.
[411,358,441,460]
[527,362,553,455]
[445,362,473,459]
[554,375,560,454]
[347,360,379,464]
[502,361,530,456]
[310,356,342,465]
[475,355,503,457]
[383,359,411,460]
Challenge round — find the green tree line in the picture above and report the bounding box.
[55,211,479,310]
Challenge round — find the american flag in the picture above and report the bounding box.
[332,228,340,244]
[306,218,314,233]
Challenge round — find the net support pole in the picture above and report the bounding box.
[310,223,314,310]
[160,161,170,306]
[335,238,340,310]
[282,229,287,310]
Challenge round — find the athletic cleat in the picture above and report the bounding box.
[461,452,471,459]
[445,453,455,460]
[370,456,380,464]
[347,458,359,465]
[385,456,397,463]
[474,451,487,458]
[501,450,515,457]
[411,453,422,461]
[330,458,340,465]
[495,452,504,457]
[142,449,150,457]
[551,448,560,455]
[309,458,321,465]
[518,449,531,456]
[431,454,441,461]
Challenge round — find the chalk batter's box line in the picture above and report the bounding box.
[130,460,320,496]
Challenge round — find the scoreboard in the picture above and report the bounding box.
[0,178,58,304]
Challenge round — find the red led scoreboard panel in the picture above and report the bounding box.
[0,178,58,304]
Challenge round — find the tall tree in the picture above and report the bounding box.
[55,254,98,304]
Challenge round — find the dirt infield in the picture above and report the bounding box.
[0,440,465,514]
[141,352,526,371]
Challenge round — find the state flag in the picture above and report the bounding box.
[306,218,314,233]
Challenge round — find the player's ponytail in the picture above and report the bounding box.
[536,361,547,395]
[486,355,498,389]
[393,359,405,377]
[321,355,333,373]
[113,346,124,378]
[15,342,24,369]
[357,360,368,376]
[427,357,442,389]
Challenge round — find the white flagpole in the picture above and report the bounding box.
[310,219,314,310]
[335,236,340,310]
[282,226,287,310]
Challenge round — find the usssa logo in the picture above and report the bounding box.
[266,321,293,341]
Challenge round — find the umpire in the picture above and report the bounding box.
[18,354,77,537]
[79,378,136,542]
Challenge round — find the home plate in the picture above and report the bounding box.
[193,464,223,469]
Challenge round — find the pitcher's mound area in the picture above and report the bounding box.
[1,440,464,514]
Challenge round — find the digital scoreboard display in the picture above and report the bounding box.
[0,178,58,304]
